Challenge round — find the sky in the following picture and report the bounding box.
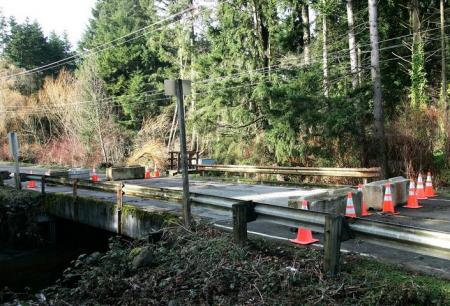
[0,0,97,48]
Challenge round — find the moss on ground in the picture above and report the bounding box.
[0,186,42,207]
[0,187,44,248]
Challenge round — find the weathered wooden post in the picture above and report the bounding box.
[165,79,192,228]
[73,179,78,198]
[41,176,46,195]
[116,182,124,234]
[232,202,248,246]
[7,132,21,190]
[232,201,256,246]
[324,214,343,276]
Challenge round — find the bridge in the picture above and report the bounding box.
[1,163,450,278]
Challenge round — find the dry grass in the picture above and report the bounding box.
[127,141,167,171]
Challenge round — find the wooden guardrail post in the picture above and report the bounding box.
[41,176,46,195]
[324,214,343,276]
[73,179,78,198]
[116,182,124,234]
[232,201,256,246]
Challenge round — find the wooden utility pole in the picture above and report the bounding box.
[176,79,191,228]
[441,0,449,164]
[7,132,21,190]
[165,79,192,228]
[368,0,388,178]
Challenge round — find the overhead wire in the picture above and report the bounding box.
[0,6,198,81]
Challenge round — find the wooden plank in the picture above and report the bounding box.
[324,215,343,276]
[197,165,381,178]
[199,164,381,172]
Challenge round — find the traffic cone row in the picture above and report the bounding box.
[290,200,319,245]
[145,166,161,179]
[27,171,37,189]
[349,172,435,215]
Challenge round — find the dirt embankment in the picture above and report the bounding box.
[0,187,44,248]
[2,222,448,305]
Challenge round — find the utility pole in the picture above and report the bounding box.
[441,0,448,164]
[7,132,21,190]
[165,79,192,227]
[368,0,388,178]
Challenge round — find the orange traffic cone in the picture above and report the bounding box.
[145,167,151,179]
[91,168,99,182]
[403,180,422,209]
[345,192,357,218]
[154,167,160,178]
[382,182,399,214]
[290,200,319,245]
[424,171,436,198]
[416,173,427,200]
[27,171,36,188]
[358,184,370,216]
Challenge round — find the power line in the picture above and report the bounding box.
[0,90,168,114]
[0,6,197,81]
[1,88,166,111]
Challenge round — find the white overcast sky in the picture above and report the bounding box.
[0,0,97,48]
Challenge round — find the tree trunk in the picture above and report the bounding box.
[441,0,449,164]
[368,0,388,178]
[322,14,329,97]
[251,0,270,70]
[357,43,363,85]
[347,0,358,89]
[95,106,108,164]
[302,4,311,65]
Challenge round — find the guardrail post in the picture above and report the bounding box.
[232,202,255,246]
[324,214,343,277]
[41,176,46,195]
[73,179,78,198]
[116,182,124,234]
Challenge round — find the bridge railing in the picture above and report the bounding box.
[197,164,382,181]
[17,173,450,272]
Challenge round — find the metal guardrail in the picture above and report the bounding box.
[197,164,382,179]
[21,173,450,260]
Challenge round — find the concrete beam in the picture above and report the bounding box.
[363,177,409,210]
[43,193,177,239]
[287,188,363,216]
[106,166,145,181]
